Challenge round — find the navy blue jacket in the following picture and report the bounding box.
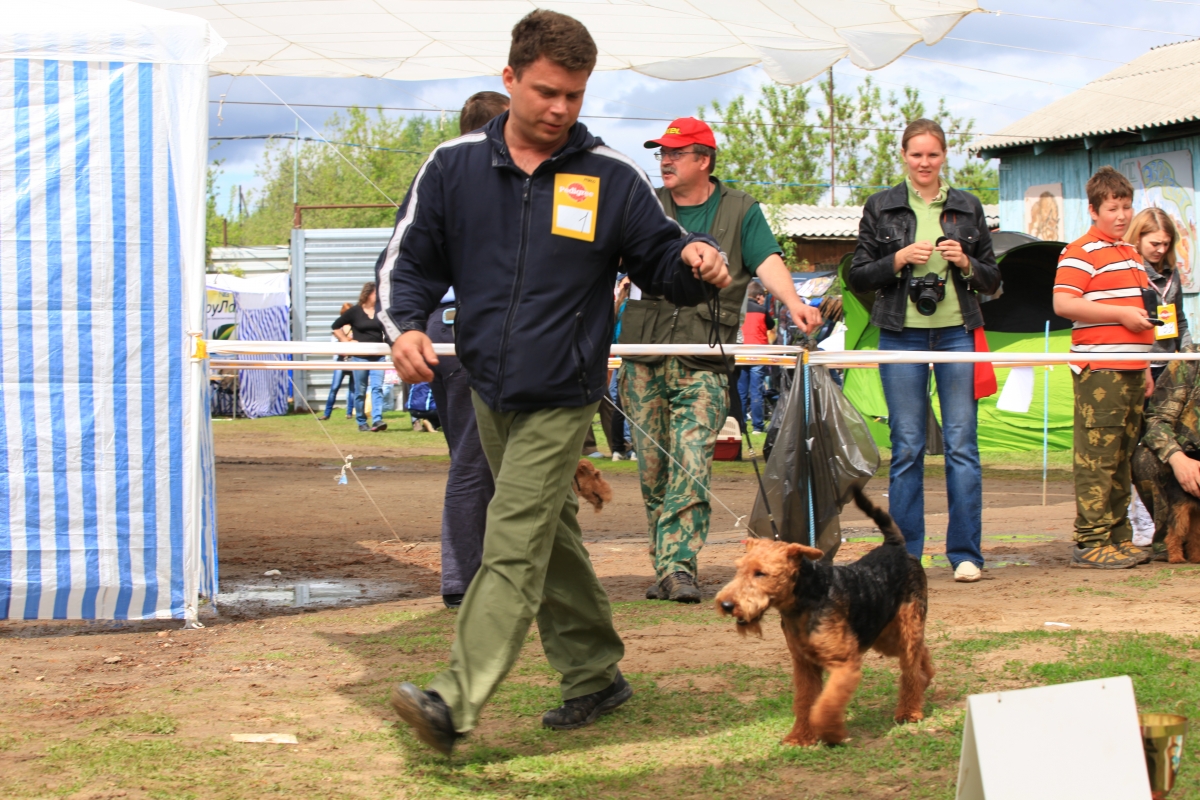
[377,113,716,412]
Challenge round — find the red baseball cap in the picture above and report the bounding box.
[644,117,717,150]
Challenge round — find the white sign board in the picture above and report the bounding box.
[956,676,1151,800]
[1120,150,1198,292]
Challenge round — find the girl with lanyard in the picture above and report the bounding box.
[848,119,1001,583]
[1126,208,1191,384]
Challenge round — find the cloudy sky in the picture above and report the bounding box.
[206,0,1200,210]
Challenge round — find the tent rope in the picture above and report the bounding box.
[286,376,408,546]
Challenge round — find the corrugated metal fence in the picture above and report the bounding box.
[290,227,392,406]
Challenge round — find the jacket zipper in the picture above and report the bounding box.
[495,175,534,403]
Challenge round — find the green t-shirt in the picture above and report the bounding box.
[904,177,964,328]
[673,186,782,275]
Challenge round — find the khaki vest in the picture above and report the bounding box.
[618,179,758,372]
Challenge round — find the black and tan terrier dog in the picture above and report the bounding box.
[1161,475,1200,563]
[715,488,933,746]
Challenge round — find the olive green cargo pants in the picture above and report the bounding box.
[426,394,624,732]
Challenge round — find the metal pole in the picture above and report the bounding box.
[292,118,299,206]
[1042,320,1050,506]
[827,67,835,205]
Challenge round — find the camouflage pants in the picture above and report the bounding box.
[1072,368,1146,546]
[1131,444,1172,549]
[619,359,728,580]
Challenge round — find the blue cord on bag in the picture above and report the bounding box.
[803,353,816,548]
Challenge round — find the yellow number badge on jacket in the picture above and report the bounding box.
[552,174,600,242]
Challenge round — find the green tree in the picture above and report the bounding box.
[705,77,998,208]
[702,85,825,204]
[217,108,458,246]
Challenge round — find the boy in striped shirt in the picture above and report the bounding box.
[1053,166,1157,569]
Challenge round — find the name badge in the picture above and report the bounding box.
[551,174,600,242]
[1157,303,1179,340]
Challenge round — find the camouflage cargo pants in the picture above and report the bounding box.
[1131,444,1172,549]
[1072,368,1146,546]
[619,359,728,580]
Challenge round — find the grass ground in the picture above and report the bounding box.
[6,600,1196,799]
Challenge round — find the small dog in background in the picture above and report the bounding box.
[573,459,613,512]
[715,488,933,746]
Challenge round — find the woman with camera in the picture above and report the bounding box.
[848,118,1000,583]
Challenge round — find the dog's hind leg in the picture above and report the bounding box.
[894,603,932,724]
[780,619,822,746]
[809,658,862,745]
[1167,502,1191,564]
[1185,500,1200,564]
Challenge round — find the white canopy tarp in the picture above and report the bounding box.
[0,0,223,621]
[135,0,980,85]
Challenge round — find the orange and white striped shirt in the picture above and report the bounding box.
[1054,226,1153,370]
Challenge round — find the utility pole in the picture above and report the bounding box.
[827,67,835,206]
[292,118,299,206]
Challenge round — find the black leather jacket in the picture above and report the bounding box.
[848,182,1000,332]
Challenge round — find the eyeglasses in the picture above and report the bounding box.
[654,148,702,162]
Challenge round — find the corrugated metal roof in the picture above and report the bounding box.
[765,204,999,237]
[973,38,1200,153]
[210,244,290,274]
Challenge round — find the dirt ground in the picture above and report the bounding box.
[3,418,1200,798]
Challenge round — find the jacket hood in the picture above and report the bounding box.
[484,111,601,169]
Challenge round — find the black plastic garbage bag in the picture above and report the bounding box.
[747,363,881,561]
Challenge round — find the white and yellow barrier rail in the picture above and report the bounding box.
[205,341,1200,370]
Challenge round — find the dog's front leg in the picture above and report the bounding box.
[809,659,862,745]
[1168,503,1191,564]
[781,621,822,747]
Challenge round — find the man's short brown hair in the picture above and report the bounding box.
[1087,165,1134,210]
[508,10,597,78]
[460,91,509,134]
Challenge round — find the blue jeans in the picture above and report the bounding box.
[350,358,385,427]
[878,326,983,568]
[737,366,767,431]
[323,368,356,418]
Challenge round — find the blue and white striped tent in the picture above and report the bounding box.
[0,2,225,622]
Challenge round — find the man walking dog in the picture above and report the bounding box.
[620,116,821,603]
[379,11,730,755]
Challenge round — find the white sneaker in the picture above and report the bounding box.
[611,452,623,462]
[954,562,981,583]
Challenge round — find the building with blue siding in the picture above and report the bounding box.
[974,39,1200,327]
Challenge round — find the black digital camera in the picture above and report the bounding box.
[908,271,946,316]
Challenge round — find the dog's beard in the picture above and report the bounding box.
[734,617,764,638]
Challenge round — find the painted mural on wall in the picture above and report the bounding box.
[1120,150,1198,292]
[1024,182,1064,242]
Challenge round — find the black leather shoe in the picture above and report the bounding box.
[542,671,633,731]
[659,571,701,603]
[388,683,460,756]
[645,582,661,600]
[442,593,464,609]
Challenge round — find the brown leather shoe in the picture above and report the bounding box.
[388,683,460,756]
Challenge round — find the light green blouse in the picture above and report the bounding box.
[903,178,964,329]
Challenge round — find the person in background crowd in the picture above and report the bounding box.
[620,116,821,603]
[738,280,775,433]
[421,92,510,610]
[848,118,1000,584]
[381,10,730,754]
[1126,207,1191,384]
[407,380,441,431]
[608,274,634,461]
[321,301,357,420]
[1053,166,1156,569]
[332,282,387,432]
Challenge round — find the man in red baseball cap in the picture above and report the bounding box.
[618,116,822,603]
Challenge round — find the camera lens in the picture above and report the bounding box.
[915,294,939,316]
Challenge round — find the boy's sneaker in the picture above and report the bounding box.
[1150,544,1170,562]
[1115,541,1151,564]
[542,671,633,730]
[1070,543,1138,569]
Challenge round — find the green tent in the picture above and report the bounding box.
[838,235,1073,452]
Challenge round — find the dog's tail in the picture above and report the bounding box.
[851,486,905,548]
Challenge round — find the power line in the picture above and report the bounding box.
[206,99,1032,139]
[942,37,1125,64]
[210,132,426,154]
[988,10,1199,38]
